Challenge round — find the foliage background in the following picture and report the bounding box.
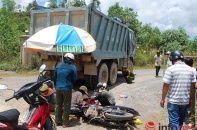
[0,0,196,71]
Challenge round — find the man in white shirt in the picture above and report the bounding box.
[160,50,196,130]
[154,50,162,77]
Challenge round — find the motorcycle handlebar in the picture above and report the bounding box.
[5,96,14,102]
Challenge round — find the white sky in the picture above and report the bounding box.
[1,0,197,38]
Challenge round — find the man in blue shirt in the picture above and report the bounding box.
[54,53,77,128]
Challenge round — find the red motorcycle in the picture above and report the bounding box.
[0,65,56,130]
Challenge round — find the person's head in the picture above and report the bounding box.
[184,57,193,67]
[156,50,160,56]
[97,82,107,92]
[165,51,170,55]
[43,71,50,77]
[64,53,75,64]
[122,66,127,71]
[169,50,184,64]
[39,83,53,96]
[79,85,88,95]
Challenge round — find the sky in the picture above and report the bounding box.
[1,0,197,38]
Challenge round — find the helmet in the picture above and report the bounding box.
[169,50,184,61]
[102,83,107,88]
[97,82,103,89]
[165,51,171,55]
[79,86,88,94]
[39,83,54,96]
[64,53,74,60]
[39,83,49,92]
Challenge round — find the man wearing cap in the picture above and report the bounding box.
[39,83,55,112]
[165,51,172,68]
[71,86,89,104]
[160,50,196,129]
[121,66,135,84]
[54,53,77,128]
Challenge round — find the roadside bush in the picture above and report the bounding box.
[134,49,158,68]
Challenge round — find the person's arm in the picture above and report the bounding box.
[127,69,131,76]
[76,93,82,103]
[189,83,195,108]
[48,94,55,104]
[160,83,170,108]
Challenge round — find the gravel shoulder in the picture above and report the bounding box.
[0,69,168,130]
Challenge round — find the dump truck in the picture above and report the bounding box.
[26,3,137,89]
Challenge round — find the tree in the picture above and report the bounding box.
[49,2,58,8]
[138,24,161,51]
[26,3,34,12]
[0,9,30,61]
[68,0,86,7]
[108,2,141,35]
[159,27,189,51]
[1,0,16,12]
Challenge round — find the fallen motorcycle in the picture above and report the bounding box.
[0,65,56,130]
[70,83,142,128]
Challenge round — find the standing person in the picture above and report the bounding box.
[184,57,197,117]
[154,50,162,77]
[160,50,196,129]
[54,53,77,128]
[165,51,172,68]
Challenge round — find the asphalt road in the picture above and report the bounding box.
[0,69,168,130]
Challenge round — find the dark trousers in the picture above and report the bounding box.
[55,90,71,125]
[155,66,160,76]
[96,96,114,106]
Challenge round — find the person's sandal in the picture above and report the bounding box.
[55,123,62,126]
[62,124,73,128]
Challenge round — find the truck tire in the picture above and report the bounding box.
[98,63,108,84]
[123,59,133,72]
[108,62,118,85]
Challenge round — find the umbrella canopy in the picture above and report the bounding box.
[23,24,96,53]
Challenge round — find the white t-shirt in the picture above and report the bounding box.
[154,55,162,66]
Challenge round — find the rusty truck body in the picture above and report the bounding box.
[28,4,136,89]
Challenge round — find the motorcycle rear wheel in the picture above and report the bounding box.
[43,116,56,130]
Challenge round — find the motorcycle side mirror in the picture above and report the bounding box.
[39,64,46,73]
[0,84,8,90]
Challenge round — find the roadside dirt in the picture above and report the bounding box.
[0,69,168,130]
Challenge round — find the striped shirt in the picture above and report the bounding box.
[163,61,196,105]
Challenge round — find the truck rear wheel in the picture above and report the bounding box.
[108,62,118,85]
[98,63,108,84]
[123,59,133,72]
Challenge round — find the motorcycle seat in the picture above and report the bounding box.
[111,109,125,115]
[0,109,20,122]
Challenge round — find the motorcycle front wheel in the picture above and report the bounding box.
[104,110,133,121]
[43,116,56,130]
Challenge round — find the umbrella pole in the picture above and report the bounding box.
[62,45,64,62]
[61,45,63,62]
